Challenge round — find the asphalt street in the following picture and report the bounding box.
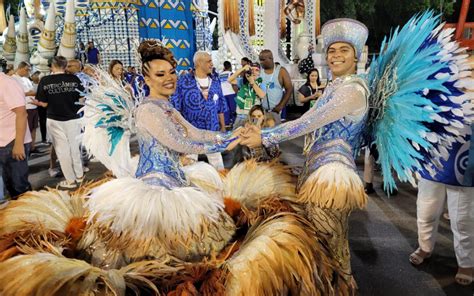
[23,135,474,296]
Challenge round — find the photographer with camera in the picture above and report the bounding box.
[228,62,266,129]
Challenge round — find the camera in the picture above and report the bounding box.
[245,69,253,76]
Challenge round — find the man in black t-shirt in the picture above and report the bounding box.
[33,56,85,189]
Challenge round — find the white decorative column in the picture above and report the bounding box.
[32,2,57,73]
[3,15,16,65]
[57,0,76,59]
[263,0,282,62]
[252,0,265,57]
[14,8,30,67]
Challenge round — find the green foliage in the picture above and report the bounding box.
[4,0,20,16]
[320,0,456,52]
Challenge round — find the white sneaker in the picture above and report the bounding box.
[58,180,77,189]
[48,168,60,178]
[76,176,84,183]
[83,166,90,173]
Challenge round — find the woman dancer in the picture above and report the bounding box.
[83,40,239,263]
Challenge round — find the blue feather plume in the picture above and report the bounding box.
[367,11,472,192]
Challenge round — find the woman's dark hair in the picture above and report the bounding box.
[138,40,177,77]
[249,104,264,117]
[305,68,321,87]
[241,57,252,64]
[108,59,124,79]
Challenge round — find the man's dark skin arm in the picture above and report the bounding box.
[272,67,293,113]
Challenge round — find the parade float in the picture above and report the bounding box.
[0,0,195,72]
[0,0,371,80]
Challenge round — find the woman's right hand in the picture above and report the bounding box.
[312,90,322,99]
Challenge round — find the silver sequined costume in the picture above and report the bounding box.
[261,74,369,279]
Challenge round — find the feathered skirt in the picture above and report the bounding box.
[85,161,236,264]
[0,160,355,295]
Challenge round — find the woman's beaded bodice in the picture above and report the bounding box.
[134,99,230,189]
[135,134,188,189]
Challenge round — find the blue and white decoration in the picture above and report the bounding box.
[367,11,474,191]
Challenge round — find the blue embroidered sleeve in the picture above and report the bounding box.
[261,83,367,147]
[136,101,232,154]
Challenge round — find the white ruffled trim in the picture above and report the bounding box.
[182,161,224,193]
[86,177,224,240]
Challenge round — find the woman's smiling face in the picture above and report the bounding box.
[144,59,177,99]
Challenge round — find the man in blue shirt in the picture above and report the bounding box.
[125,66,148,97]
[86,41,100,65]
[171,51,228,170]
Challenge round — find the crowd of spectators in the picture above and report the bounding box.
[0,47,321,202]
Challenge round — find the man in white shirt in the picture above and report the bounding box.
[219,61,236,126]
[13,62,38,152]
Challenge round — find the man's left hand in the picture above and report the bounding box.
[240,124,262,148]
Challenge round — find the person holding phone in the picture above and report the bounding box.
[241,105,280,162]
[298,68,324,111]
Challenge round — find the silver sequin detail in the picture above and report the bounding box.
[321,18,368,58]
[134,98,231,188]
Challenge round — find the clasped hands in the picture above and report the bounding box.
[226,124,262,151]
